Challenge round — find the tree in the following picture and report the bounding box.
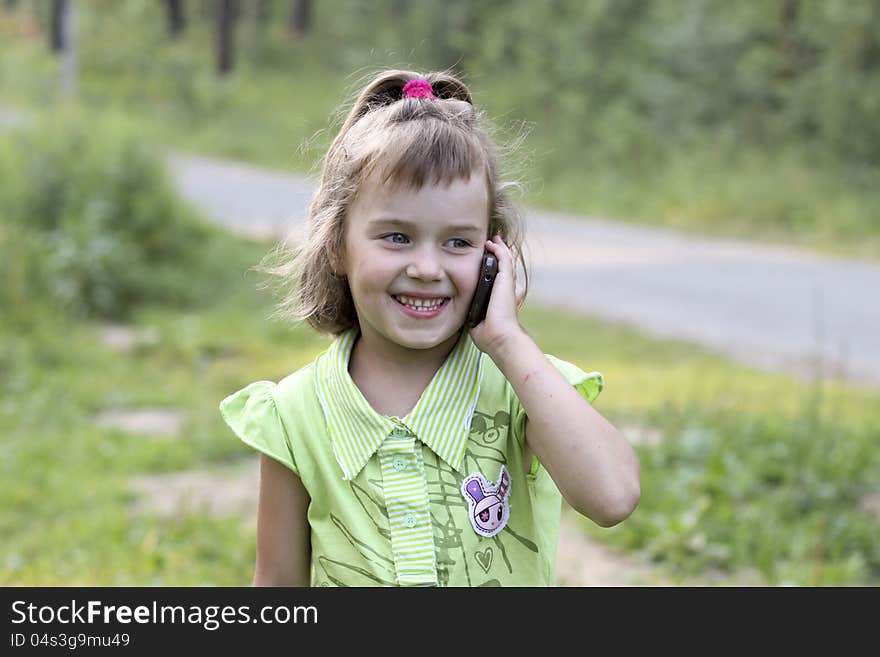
[165,0,186,40]
[216,0,237,75]
[48,0,77,99]
[49,0,68,51]
[290,0,311,37]
[255,0,272,34]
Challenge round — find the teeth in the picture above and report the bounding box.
[395,295,446,310]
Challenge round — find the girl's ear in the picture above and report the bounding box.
[327,243,346,278]
[330,259,345,278]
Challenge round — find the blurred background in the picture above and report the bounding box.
[1,0,878,586]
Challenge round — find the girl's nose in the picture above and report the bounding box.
[405,251,443,281]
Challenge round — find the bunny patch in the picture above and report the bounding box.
[461,465,511,538]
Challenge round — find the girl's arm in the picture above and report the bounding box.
[493,334,640,527]
[470,236,640,527]
[253,454,311,586]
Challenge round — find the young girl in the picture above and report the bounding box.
[220,69,640,587]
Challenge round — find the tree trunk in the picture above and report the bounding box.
[216,0,236,76]
[59,0,76,98]
[166,0,186,39]
[391,0,408,20]
[255,0,271,33]
[290,0,311,37]
[778,0,799,79]
[50,0,67,52]
[857,1,880,72]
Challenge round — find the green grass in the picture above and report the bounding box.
[520,304,880,585]
[1,237,301,586]
[2,232,878,585]
[528,142,880,261]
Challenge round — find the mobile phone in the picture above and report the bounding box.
[466,251,498,327]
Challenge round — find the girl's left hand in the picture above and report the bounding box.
[468,235,526,357]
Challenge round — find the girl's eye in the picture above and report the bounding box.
[447,238,471,249]
[383,233,409,245]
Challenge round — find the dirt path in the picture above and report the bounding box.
[555,507,671,586]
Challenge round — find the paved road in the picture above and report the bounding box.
[168,152,880,389]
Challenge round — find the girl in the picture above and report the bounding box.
[220,69,640,587]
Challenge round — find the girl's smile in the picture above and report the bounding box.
[391,293,450,318]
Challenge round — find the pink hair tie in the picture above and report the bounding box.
[402,79,436,99]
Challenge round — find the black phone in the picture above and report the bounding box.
[466,251,498,327]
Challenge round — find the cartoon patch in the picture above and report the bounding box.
[461,465,511,538]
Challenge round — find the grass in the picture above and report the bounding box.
[2,232,878,586]
[520,304,880,585]
[528,140,880,261]
[1,237,289,586]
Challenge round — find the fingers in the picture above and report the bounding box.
[470,235,522,346]
[487,235,525,307]
[484,235,515,275]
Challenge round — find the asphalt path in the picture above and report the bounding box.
[168,152,880,389]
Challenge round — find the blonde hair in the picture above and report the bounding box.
[258,68,529,336]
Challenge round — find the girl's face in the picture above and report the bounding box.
[341,169,489,357]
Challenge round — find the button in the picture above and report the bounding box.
[391,428,409,437]
[392,456,407,471]
[403,513,418,528]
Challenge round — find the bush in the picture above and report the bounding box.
[0,108,227,325]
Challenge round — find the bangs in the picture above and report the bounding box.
[363,119,488,191]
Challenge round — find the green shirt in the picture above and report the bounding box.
[220,328,603,587]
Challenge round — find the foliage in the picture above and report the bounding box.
[0,236,322,585]
[2,0,879,255]
[0,108,238,325]
[607,407,880,585]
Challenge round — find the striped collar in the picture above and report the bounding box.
[314,328,483,481]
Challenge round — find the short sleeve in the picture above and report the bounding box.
[219,381,299,475]
[543,354,604,404]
